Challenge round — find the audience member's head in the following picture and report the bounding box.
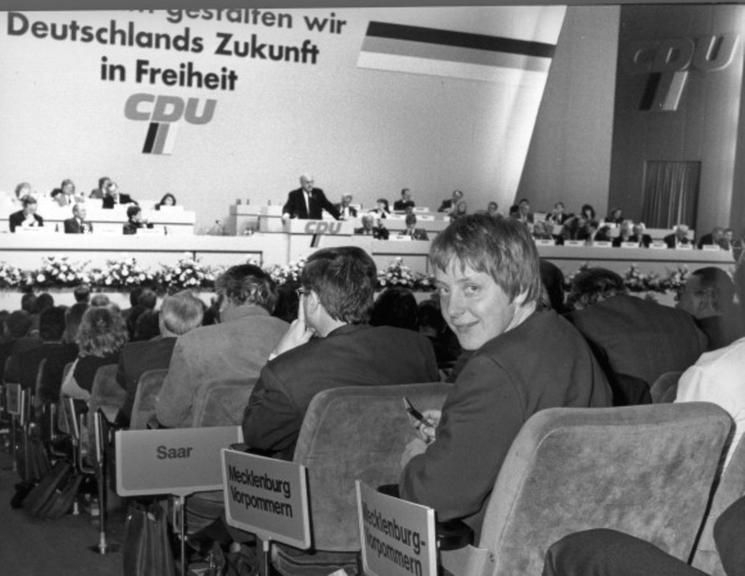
[76,306,128,357]
[539,259,566,313]
[73,284,91,304]
[272,283,300,324]
[0,311,9,342]
[567,267,627,311]
[36,292,54,313]
[159,290,204,337]
[137,288,158,310]
[133,310,160,341]
[215,264,278,316]
[90,293,111,307]
[300,246,377,329]
[416,299,447,338]
[38,305,67,341]
[6,310,32,339]
[128,286,144,308]
[63,302,88,344]
[429,214,542,350]
[125,305,146,340]
[370,286,418,331]
[20,292,37,314]
[677,267,737,319]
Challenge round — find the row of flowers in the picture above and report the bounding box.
[0,255,696,295]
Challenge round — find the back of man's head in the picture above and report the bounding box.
[216,264,278,313]
[36,292,55,312]
[301,246,377,324]
[692,267,737,312]
[137,288,158,310]
[21,292,37,314]
[74,284,91,304]
[39,305,67,341]
[159,290,205,336]
[568,267,627,311]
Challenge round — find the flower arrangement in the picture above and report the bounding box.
[155,254,218,292]
[377,257,434,290]
[0,262,24,289]
[266,257,306,288]
[88,257,156,289]
[27,256,91,289]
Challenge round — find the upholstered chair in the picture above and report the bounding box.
[129,368,168,430]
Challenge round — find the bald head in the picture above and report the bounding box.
[300,174,314,193]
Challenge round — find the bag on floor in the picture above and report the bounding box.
[15,423,52,483]
[123,501,176,576]
[23,459,82,519]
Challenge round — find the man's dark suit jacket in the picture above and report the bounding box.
[116,336,177,422]
[64,218,93,234]
[282,187,340,220]
[393,199,415,212]
[102,193,136,209]
[334,203,358,219]
[9,210,43,232]
[567,294,707,405]
[664,233,691,248]
[242,323,440,459]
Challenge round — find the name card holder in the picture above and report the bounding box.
[116,426,243,576]
[701,244,721,251]
[222,449,311,576]
[564,240,586,247]
[534,238,555,246]
[356,480,438,576]
[592,241,612,248]
[676,243,694,251]
[621,241,639,249]
[650,241,668,250]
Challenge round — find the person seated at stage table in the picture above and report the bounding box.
[50,178,79,207]
[122,205,153,235]
[566,267,707,406]
[664,224,692,248]
[354,213,389,239]
[611,219,635,247]
[102,180,136,208]
[399,212,429,240]
[531,219,554,242]
[64,202,93,234]
[369,197,391,219]
[334,193,357,220]
[449,200,468,223]
[630,222,652,247]
[438,189,464,214]
[12,182,34,205]
[515,198,534,224]
[242,246,439,459]
[605,206,624,224]
[720,228,735,251]
[393,187,416,212]
[398,215,611,540]
[486,201,500,218]
[155,193,177,210]
[676,266,744,351]
[155,264,288,428]
[546,201,572,225]
[89,176,111,200]
[61,305,127,401]
[281,173,340,220]
[697,226,725,249]
[9,195,43,232]
[114,290,203,426]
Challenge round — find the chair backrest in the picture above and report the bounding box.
[191,380,256,427]
[650,370,682,403]
[87,364,124,422]
[129,368,168,430]
[691,433,745,576]
[462,402,733,576]
[292,382,452,552]
[32,358,47,409]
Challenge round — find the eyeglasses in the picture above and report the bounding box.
[296,287,307,297]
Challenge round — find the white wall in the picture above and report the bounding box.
[0,7,565,230]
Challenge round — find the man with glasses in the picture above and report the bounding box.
[242,245,439,459]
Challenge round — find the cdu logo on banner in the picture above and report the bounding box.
[124,93,217,154]
[622,34,740,111]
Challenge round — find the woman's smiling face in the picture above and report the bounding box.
[435,260,518,351]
